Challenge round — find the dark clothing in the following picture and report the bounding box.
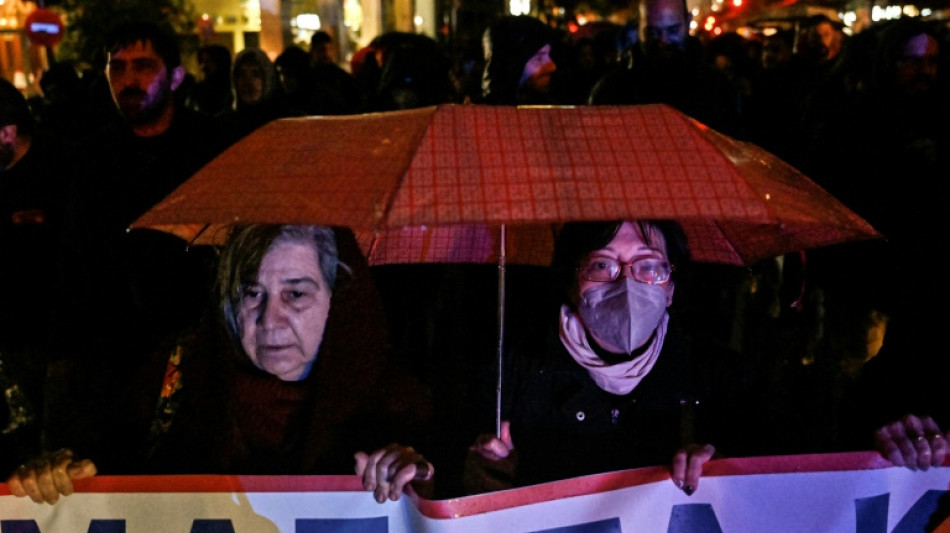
[79,107,231,232]
[365,32,455,112]
[66,104,224,365]
[309,63,363,115]
[0,134,81,472]
[795,42,950,453]
[841,312,950,452]
[802,19,950,453]
[217,99,304,145]
[98,313,430,475]
[800,88,950,379]
[744,64,810,164]
[0,135,74,358]
[500,310,754,486]
[44,106,229,457]
[589,41,745,137]
[805,92,950,264]
[30,70,118,144]
[184,78,233,118]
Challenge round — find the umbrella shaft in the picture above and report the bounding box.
[496,225,507,439]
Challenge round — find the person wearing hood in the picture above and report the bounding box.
[220,48,302,144]
[479,15,567,105]
[365,32,456,112]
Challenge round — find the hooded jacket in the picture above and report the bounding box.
[481,15,557,105]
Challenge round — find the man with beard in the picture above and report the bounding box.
[588,0,744,137]
[43,22,227,460]
[90,21,231,224]
[478,16,568,105]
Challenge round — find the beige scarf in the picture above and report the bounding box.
[558,304,668,395]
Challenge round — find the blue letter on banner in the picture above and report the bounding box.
[528,517,622,533]
[855,493,889,533]
[667,503,724,533]
[190,520,235,533]
[1,520,40,533]
[856,490,948,533]
[297,517,388,533]
[1,519,126,533]
[88,520,125,533]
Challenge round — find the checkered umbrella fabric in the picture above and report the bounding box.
[133,104,880,266]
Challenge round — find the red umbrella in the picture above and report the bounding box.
[135,103,877,265]
[134,103,880,433]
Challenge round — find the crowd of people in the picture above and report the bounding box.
[0,0,947,506]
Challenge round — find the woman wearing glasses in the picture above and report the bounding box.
[464,220,745,496]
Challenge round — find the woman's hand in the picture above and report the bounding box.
[670,443,716,495]
[5,449,97,504]
[469,420,514,461]
[354,443,433,503]
[875,414,947,470]
[463,420,517,494]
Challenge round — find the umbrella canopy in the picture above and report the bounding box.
[133,103,879,265]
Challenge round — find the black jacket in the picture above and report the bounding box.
[501,310,752,486]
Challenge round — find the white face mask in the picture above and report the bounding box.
[577,277,669,354]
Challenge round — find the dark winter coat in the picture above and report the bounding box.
[501,310,752,486]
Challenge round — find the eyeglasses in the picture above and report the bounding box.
[579,256,673,284]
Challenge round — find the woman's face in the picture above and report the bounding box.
[239,241,332,381]
[234,62,264,105]
[574,221,675,353]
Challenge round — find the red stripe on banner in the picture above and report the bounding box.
[0,475,364,495]
[414,451,924,519]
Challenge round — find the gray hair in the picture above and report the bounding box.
[217,224,343,342]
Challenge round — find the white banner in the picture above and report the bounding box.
[0,452,947,533]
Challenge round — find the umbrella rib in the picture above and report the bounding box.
[189,224,212,247]
[668,108,778,224]
[709,218,751,265]
[375,106,440,228]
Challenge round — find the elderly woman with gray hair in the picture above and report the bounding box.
[8,224,433,504]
